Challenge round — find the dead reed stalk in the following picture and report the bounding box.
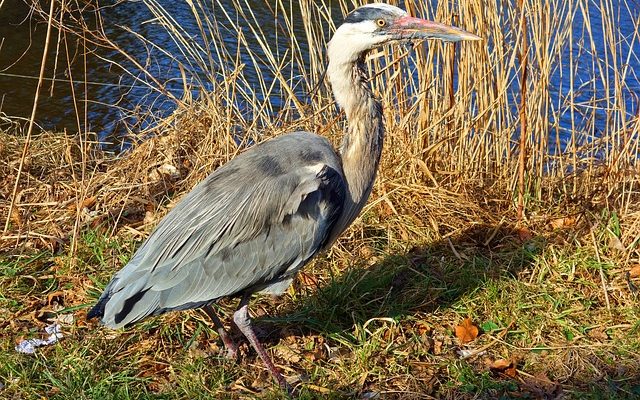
[516,0,529,222]
[4,0,57,234]
[1,0,639,252]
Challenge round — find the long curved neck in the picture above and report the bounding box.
[327,48,385,236]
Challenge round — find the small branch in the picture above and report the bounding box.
[516,0,529,223]
[460,322,514,360]
[590,228,612,313]
[4,0,57,233]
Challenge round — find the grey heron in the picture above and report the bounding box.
[88,3,480,391]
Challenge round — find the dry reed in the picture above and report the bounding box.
[1,0,639,254]
[1,3,640,397]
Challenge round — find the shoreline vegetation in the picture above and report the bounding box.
[1,0,639,398]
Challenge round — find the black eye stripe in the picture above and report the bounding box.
[343,6,396,25]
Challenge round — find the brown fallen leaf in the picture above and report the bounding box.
[67,196,96,211]
[359,245,374,259]
[378,201,394,217]
[455,318,479,344]
[303,347,325,361]
[629,265,640,279]
[47,291,65,306]
[549,216,576,229]
[489,358,517,378]
[521,371,562,398]
[586,327,609,341]
[433,337,444,355]
[297,272,320,288]
[609,235,625,252]
[517,227,533,242]
[382,328,392,342]
[419,335,435,353]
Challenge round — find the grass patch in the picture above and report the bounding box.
[1,0,639,397]
[1,205,639,398]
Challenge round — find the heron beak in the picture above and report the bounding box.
[392,16,481,42]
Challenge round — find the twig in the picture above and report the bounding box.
[516,0,529,222]
[460,322,514,360]
[447,238,463,261]
[483,216,506,247]
[590,228,611,312]
[4,0,57,233]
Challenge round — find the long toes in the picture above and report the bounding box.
[271,369,293,394]
[224,347,238,360]
[282,380,293,394]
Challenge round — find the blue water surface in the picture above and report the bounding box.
[0,0,637,154]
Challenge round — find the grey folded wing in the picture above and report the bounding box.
[89,135,345,328]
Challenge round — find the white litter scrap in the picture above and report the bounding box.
[15,323,63,354]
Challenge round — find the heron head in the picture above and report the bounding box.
[329,4,481,60]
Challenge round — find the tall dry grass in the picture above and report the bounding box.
[109,0,639,192]
[1,0,639,252]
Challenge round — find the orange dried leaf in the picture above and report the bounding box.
[490,358,512,369]
[550,216,576,229]
[416,321,431,336]
[517,227,533,242]
[489,358,518,378]
[81,196,97,209]
[629,265,640,279]
[10,207,23,228]
[505,366,517,378]
[455,318,479,344]
[67,196,96,211]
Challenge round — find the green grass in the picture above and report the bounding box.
[2,0,638,396]
[1,209,639,399]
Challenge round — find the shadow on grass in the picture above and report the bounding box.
[244,223,640,398]
[269,223,540,337]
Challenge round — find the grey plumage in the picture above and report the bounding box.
[89,133,344,328]
[88,3,480,391]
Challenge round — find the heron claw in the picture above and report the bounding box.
[224,345,238,360]
[277,376,294,395]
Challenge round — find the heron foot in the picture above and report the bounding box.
[222,340,238,360]
[233,301,293,394]
[202,305,239,360]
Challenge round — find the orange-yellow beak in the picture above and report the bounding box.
[391,16,481,42]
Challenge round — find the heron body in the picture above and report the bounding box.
[89,133,345,328]
[88,3,480,391]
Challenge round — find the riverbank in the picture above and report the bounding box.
[1,99,639,397]
[2,0,640,396]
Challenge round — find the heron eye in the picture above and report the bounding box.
[375,18,386,27]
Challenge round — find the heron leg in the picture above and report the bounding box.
[233,295,291,392]
[202,304,238,359]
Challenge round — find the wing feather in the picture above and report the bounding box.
[88,132,346,328]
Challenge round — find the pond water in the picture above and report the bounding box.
[0,0,638,152]
[0,0,312,150]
